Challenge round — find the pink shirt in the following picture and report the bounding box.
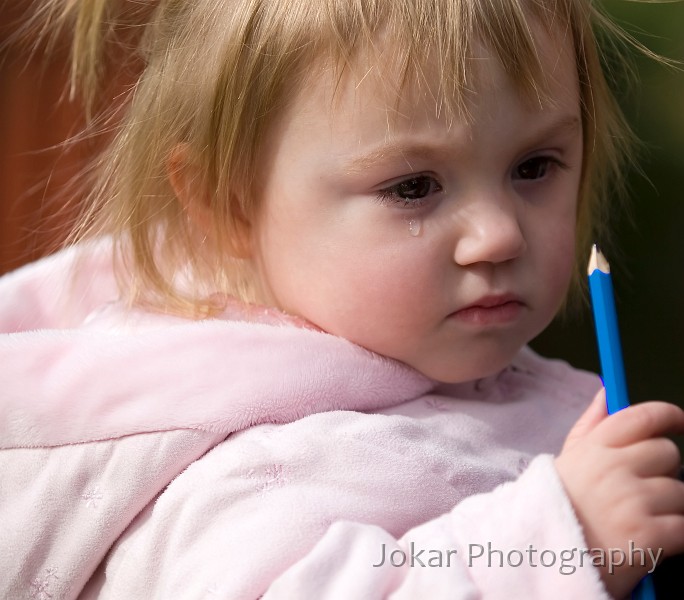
[0,243,609,598]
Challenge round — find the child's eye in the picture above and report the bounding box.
[513,156,565,181]
[376,175,442,208]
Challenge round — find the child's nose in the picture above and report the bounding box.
[451,194,527,266]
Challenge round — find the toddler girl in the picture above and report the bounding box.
[2,0,683,598]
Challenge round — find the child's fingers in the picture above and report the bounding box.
[642,477,684,516]
[651,514,684,558]
[585,387,608,424]
[625,438,682,477]
[562,388,608,450]
[596,401,684,448]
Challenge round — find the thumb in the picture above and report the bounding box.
[562,388,608,451]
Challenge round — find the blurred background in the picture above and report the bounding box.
[0,1,683,408]
[532,0,684,413]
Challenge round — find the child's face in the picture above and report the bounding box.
[251,26,582,383]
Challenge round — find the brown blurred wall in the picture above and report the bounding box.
[0,2,89,274]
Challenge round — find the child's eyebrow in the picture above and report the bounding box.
[341,114,582,174]
[520,114,582,148]
[343,143,447,174]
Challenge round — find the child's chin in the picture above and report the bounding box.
[418,351,519,385]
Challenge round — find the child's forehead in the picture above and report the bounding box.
[296,19,577,129]
[259,26,581,181]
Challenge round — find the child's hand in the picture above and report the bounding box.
[555,390,684,599]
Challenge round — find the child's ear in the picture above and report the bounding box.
[167,144,252,259]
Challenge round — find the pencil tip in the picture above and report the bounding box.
[588,244,610,275]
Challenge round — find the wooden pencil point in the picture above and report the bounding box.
[588,244,610,275]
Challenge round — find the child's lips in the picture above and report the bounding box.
[450,295,525,325]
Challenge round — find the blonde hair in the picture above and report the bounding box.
[34,0,635,316]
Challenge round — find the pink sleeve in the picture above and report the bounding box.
[264,455,610,599]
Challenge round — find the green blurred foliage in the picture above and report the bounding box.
[531,0,684,408]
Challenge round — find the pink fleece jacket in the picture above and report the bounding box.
[0,242,610,599]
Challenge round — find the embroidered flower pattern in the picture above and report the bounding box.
[474,378,487,393]
[496,367,531,400]
[245,464,288,496]
[82,488,103,509]
[29,567,59,600]
[424,397,449,411]
[507,364,535,377]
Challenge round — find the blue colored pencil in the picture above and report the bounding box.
[587,245,630,414]
[587,244,656,600]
